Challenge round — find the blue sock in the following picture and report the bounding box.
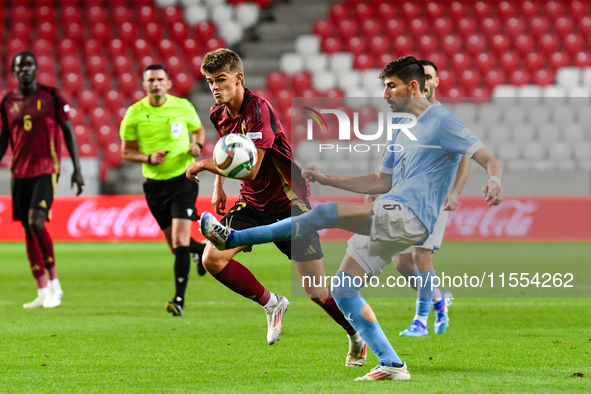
[415,270,436,323]
[406,267,419,290]
[228,202,338,249]
[332,271,402,366]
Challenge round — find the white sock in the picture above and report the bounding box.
[348,332,361,341]
[414,314,428,326]
[49,278,62,290]
[38,287,49,297]
[263,293,278,312]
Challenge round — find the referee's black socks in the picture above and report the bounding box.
[173,246,191,307]
[189,238,205,255]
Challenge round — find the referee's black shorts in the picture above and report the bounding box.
[11,173,57,222]
[143,174,199,230]
[221,200,324,262]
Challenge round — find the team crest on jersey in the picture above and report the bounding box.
[10,103,19,113]
[170,123,182,138]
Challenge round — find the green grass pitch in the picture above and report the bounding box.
[0,241,589,393]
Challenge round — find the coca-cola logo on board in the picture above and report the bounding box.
[67,199,161,238]
[447,199,538,237]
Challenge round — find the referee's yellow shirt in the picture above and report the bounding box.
[120,95,201,180]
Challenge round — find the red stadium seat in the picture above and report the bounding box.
[490,35,511,57]
[465,34,486,56]
[74,125,92,145]
[401,2,421,20]
[361,19,381,39]
[38,22,58,42]
[109,39,127,58]
[385,20,405,38]
[87,5,107,24]
[460,70,479,90]
[205,38,226,52]
[7,38,27,60]
[165,56,184,76]
[520,1,540,18]
[62,5,82,25]
[529,17,550,37]
[574,52,591,67]
[90,22,110,42]
[11,22,31,41]
[37,73,56,87]
[376,3,396,24]
[38,6,56,24]
[104,142,123,167]
[449,1,467,22]
[499,52,519,74]
[301,89,321,98]
[105,90,125,111]
[438,69,456,88]
[579,16,591,38]
[313,20,335,41]
[370,36,389,58]
[497,1,515,21]
[117,23,137,44]
[162,6,183,26]
[469,86,491,98]
[456,18,476,39]
[190,56,204,79]
[505,17,525,39]
[418,35,438,57]
[33,39,53,57]
[484,69,507,90]
[539,34,559,55]
[473,1,492,21]
[60,55,80,75]
[171,22,190,43]
[195,22,217,42]
[446,87,466,98]
[89,107,111,127]
[544,1,565,21]
[83,39,103,57]
[509,70,530,86]
[144,23,160,44]
[554,16,575,38]
[481,18,501,39]
[181,38,200,58]
[97,125,117,148]
[113,6,132,24]
[65,22,84,43]
[37,56,56,74]
[322,37,343,54]
[329,3,349,24]
[266,71,288,95]
[475,52,496,73]
[87,55,107,75]
[113,56,133,76]
[347,36,368,56]
[275,90,291,113]
[138,5,157,24]
[549,52,570,71]
[291,72,312,95]
[91,73,111,95]
[338,19,358,42]
[133,39,151,59]
[378,53,395,67]
[564,34,584,55]
[514,35,535,57]
[426,53,447,70]
[451,53,471,73]
[409,18,429,39]
[570,1,589,20]
[79,143,98,158]
[63,73,83,96]
[432,18,452,37]
[77,90,97,113]
[353,3,373,22]
[173,72,195,97]
[525,52,544,70]
[425,2,444,22]
[533,69,554,86]
[58,39,77,57]
[118,73,140,96]
[132,89,145,103]
[441,35,462,56]
[13,5,32,24]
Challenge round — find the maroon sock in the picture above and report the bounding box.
[34,228,57,280]
[323,291,357,336]
[25,234,47,289]
[213,259,271,306]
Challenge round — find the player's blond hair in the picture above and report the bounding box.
[201,49,245,87]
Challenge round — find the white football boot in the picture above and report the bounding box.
[266,296,289,345]
[43,287,64,308]
[23,295,46,309]
[354,363,411,381]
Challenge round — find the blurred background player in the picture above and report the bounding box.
[120,64,207,317]
[185,49,366,362]
[0,51,84,309]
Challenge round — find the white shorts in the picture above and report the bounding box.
[346,201,427,277]
[399,209,449,254]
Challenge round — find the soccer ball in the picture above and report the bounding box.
[213,133,258,178]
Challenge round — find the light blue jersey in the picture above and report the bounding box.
[378,103,483,233]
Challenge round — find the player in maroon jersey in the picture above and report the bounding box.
[184,49,367,365]
[0,52,84,309]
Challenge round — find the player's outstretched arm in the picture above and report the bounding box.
[185,148,266,181]
[212,175,227,215]
[303,166,391,195]
[472,147,503,206]
[443,155,471,211]
[61,120,85,195]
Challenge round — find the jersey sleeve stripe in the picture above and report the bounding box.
[465,141,485,157]
[378,163,394,174]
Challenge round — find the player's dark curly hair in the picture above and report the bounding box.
[11,51,37,71]
[201,48,245,87]
[379,56,426,92]
[143,64,170,79]
[419,59,438,75]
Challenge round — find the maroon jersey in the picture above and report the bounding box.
[0,85,70,179]
[210,89,309,214]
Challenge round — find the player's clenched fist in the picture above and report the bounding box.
[482,181,503,206]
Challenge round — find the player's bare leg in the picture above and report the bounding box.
[164,218,192,316]
[294,259,367,366]
[202,243,288,344]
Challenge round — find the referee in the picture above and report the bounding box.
[120,64,206,316]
